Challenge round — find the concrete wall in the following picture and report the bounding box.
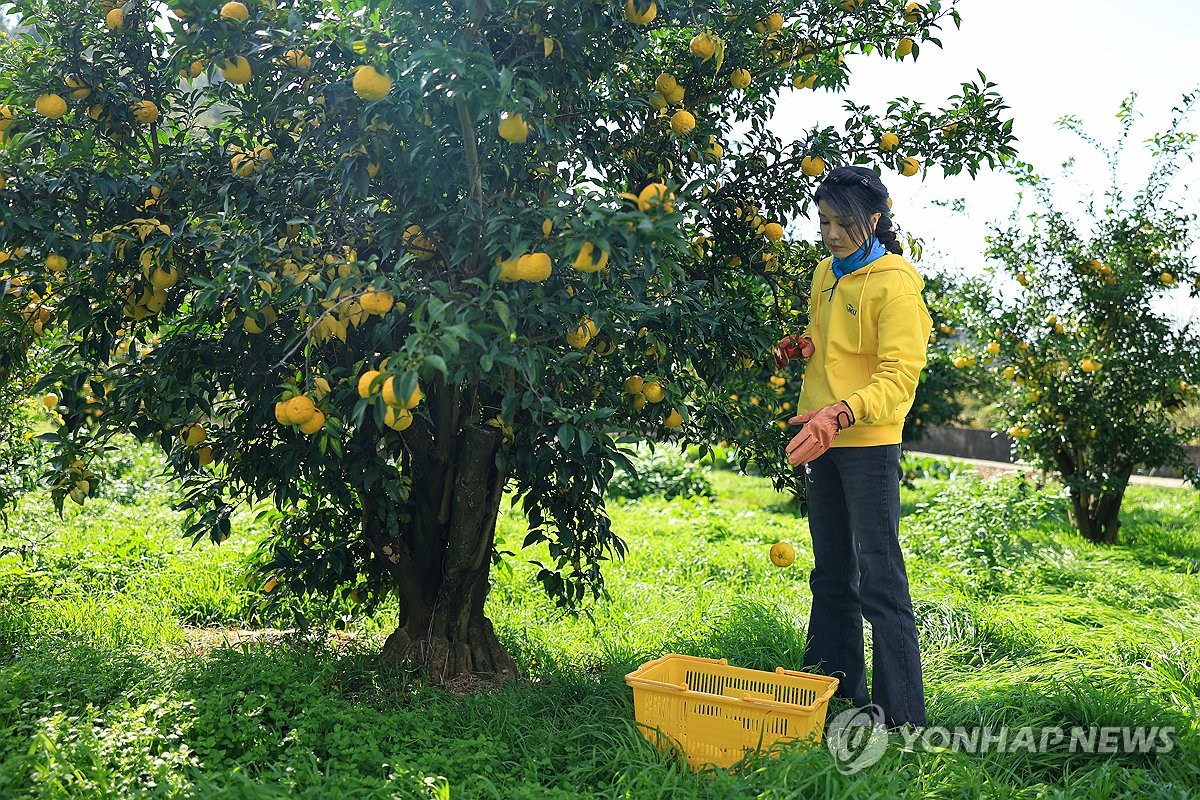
[905,425,1015,463]
[906,425,1200,477]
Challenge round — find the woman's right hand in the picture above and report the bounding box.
[773,335,815,370]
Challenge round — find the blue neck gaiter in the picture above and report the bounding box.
[832,238,886,279]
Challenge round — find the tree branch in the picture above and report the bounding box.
[455,94,485,243]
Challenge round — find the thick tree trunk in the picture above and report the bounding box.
[1054,449,1129,545]
[1068,486,1125,545]
[365,421,517,684]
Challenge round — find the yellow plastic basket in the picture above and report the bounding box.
[625,653,839,769]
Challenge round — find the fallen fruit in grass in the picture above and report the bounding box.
[770,541,796,567]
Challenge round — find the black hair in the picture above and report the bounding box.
[813,166,902,255]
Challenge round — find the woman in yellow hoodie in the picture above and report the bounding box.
[775,166,932,729]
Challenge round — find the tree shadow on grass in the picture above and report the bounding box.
[1117,505,1200,574]
[166,633,656,798]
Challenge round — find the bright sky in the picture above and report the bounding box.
[771,0,1200,324]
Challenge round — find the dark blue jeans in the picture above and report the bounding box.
[802,444,927,727]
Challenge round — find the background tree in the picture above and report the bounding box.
[0,0,1014,681]
[957,93,1200,544]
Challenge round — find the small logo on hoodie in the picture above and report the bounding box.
[845,303,858,316]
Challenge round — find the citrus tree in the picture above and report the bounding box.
[0,0,1015,680]
[0,305,47,527]
[957,94,1200,544]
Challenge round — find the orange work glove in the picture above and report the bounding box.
[785,401,856,467]
[773,335,815,371]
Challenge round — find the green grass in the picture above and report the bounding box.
[1,442,1198,798]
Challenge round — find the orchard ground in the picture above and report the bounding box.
[1,441,1198,799]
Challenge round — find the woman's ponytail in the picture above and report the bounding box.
[874,212,903,255]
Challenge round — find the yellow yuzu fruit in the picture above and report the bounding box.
[669,109,696,135]
[352,65,391,101]
[565,325,591,349]
[130,99,158,124]
[65,76,92,100]
[384,405,414,431]
[800,155,826,177]
[625,0,657,25]
[689,32,717,60]
[219,1,248,22]
[221,56,253,84]
[149,265,179,289]
[654,73,678,94]
[572,241,610,273]
[35,94,68,119]
[283,395,316,425]
[357,369,381,398]
[498,112,530,143]
[770,541,796,567]
[180,423,207,447]
[516,252,552,281]
[283,49,311,71]
[299,409,325,434]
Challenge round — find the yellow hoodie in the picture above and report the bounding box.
[797,253,932,447]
